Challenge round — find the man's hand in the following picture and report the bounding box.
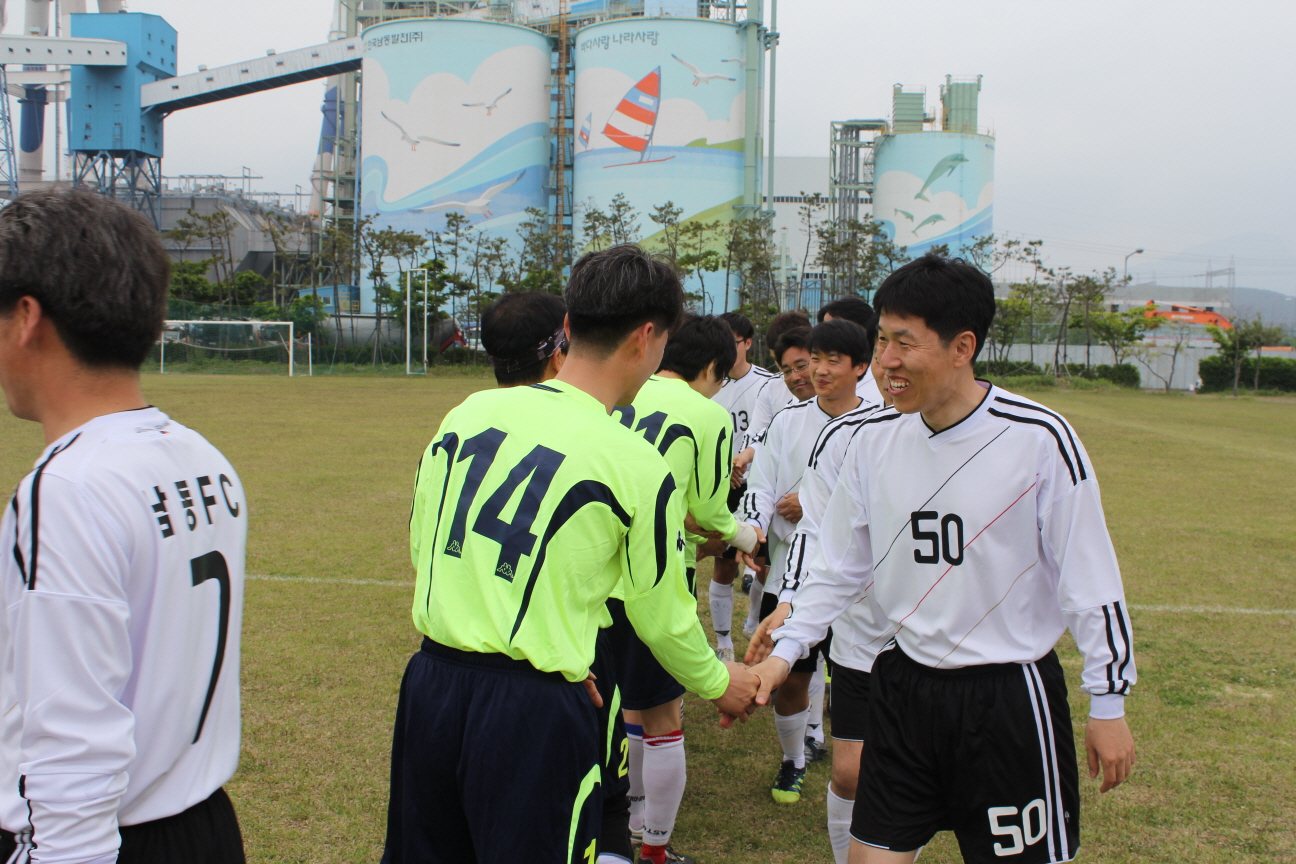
[582,673,604,709]
[696,537,729,559]
[775,492,802,524]
[713,662,760,727]
[683,513,724,541]
[734,525,767,570]
[749,657,789,708]
[730,447,755,488]
[1085,716,1135,792]
[745,601,791,664]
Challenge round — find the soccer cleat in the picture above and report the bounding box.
[638,846,696,864]
[771,759,806,804]
[715,645,735,663]
[804,736,829,763]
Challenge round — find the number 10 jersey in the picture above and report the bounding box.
[0,407,246,862]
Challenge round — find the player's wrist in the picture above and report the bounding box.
[729,522,759,554]
[1088,693,1126,720]
[770,638,806,667]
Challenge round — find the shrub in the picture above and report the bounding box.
[1199,355,1296,392]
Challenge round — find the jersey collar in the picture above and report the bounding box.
[35,406,169,463]
[539,378,617,417]
[920,380,994,441]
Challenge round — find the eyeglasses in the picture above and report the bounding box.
[780,361,811,379]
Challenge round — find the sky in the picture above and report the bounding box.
[8,0,1294,293]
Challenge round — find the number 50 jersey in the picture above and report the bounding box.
[0,408,246,862]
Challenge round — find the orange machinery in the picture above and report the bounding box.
[1142,301,1232,329]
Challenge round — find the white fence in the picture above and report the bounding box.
[994,343,1218,391]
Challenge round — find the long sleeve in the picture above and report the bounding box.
[740,377,783,452]
[1040,466,1136,719]
[771,456,876,667]
[621,475,729,701]
[410,426,460,570]
[13,476,134,864]
[776,448,835,603]
[738,414,782,532]
[686,412,756,552]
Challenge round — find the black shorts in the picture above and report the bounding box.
[592,630,633,862]
[853,646,1080,864]
[760,592,831,675]
[1,787,245,863]
[828,663,870,742]
[604,598,686,711]
[383,639,602,864]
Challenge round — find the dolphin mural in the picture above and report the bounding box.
[914,153,969,202]
[915,213,947,233]
[893,208,914,222]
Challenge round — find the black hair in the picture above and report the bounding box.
[872,252,995,360]
[480,291,568,386]
[764,310,811,354]
[809,319,871,372]
[817,295,878,351]
[564,244,683,356]
[0,187,170,369]
[659,314,737,383]
[773,325,811,367]
[718,311,754,342]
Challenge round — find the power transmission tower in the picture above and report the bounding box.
[0,66,20,200]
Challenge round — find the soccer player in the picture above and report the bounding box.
[738,320,872,804]
[387,245,760,864]
[751,253,1137,864]
[731,311,813,631]
[610,314,761,864]
[819,296,885,406]
[707,312,777,662]
[0,189,248,863]
[480,290,640,864]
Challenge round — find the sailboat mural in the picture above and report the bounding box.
[602,66,675,168]
[578,112,592,150]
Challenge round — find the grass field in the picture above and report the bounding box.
[0,377,1292,863]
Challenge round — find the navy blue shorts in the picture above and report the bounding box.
[592,630,632,861]
[382,639,602,864]
[604,598,687,711]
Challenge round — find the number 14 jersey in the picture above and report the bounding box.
[0,408,246,862]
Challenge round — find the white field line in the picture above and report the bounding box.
[1129,604,1296,616]
[248,576,1296,616]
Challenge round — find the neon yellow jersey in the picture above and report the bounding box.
[612,377,739,574]
[409,379,728,699]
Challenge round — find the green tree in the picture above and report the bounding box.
[986,295,1031,372]
[1087,305,1160,366]
[288,295,329,341]
[677,221,724,314]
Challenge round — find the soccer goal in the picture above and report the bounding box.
[150,320,307,376]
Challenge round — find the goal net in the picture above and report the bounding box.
[147,320,306,376]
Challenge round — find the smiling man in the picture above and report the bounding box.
[751,253,1137,864]
[738,320,872,804]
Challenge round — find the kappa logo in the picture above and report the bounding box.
[676,532,686,552]
[497,562,515,579]
[446,540,462,554]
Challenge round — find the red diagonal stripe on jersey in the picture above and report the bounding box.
[890,479,1038,629]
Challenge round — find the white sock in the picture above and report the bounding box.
[709,580,734,650]
[626,724,644,834]
[774,708,808,769]
[642,730,686,848]
[827,786,854,864]
[744,575,763,630]
[807,663,826,744]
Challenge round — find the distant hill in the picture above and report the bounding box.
[1233,287,1296,326]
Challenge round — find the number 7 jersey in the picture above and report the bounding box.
[0,407,246,861]
[409,380,729,701]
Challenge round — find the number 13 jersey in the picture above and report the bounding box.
[0,407,246,862]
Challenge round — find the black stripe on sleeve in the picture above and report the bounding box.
[808,405,881,469]
[424,433,460,612]
[1114,600,1133,694]
[510,479,631,642]
[652,473,676,588]
[10,495,25,587]
[987,409,1078,485]
[712,427,728,498]
[1101,603,1121,694]
[27,434,81,591]
[993,396,1088,480]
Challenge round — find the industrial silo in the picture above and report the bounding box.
[573,17,748,251]
[872,77,994,257]
[359,18,551,236]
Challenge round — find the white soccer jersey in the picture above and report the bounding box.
[856,371,883,404]
[740,373,801,452]
[712,363,778,447]
[772,385,1136,718]
[775,398,892,673]
[740,397,859,595]
[0,408,246,863]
